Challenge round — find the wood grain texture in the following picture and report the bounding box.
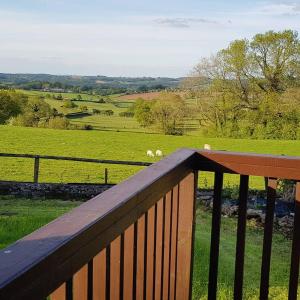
[169,186,179,300]
[50,283,66,300]
[73,265,88,300]
[93,250,106,300]
[175,173,195,300]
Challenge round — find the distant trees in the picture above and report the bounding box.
[11,98,53,127]
[184,30,300,139]
[134,93,188,135]
[62,99,77,109]
[0,91,27,124]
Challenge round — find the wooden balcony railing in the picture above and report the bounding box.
[0,149,299,300]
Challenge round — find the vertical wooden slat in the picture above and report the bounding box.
[124,225,134,300]
[234,175,249,300]
[175,172,196,300]
[188,171,199,300]
[133,222,138,300]
[50,283,66,300]
[154,198,164,300]
[106,245,110,300]
[110,237,121,300]
[162,191,172,300]
[146,206,155,300]
[260,178,277,300]
[169,185,179,300]
[93,249,106,300]
[208,172,223,300]
[73,265,88,300]
[120,233,124,300]
[288,182,300,300]
[137,215,146,300]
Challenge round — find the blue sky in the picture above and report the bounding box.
[0,0,299,77]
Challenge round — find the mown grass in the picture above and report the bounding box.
[193,208,292,299]
[0,198,293,299]
[0,196,81,249]
[1,125,300,189]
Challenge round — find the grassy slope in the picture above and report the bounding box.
[0,198,292,299]
[1,125,300,188]
[19,89,148,132]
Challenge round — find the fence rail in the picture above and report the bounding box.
[0,149,299,300]
[0,152,152,184]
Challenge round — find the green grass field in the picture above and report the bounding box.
[18,89,200,133]
[1,125,300,188]
[0,197,292,299]
[0,196,81,249]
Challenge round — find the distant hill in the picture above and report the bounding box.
[0,73,182,90]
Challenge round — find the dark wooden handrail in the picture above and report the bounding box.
[196,150,300,180]
[0,149,299,300]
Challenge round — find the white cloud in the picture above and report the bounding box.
[154,17,218,28]
[258,2,300,15]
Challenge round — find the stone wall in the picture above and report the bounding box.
[0,181,115,200]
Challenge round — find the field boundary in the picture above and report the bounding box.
[0,153,152,184]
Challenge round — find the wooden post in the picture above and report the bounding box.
[33,157,40,183]
[105,168,108,184]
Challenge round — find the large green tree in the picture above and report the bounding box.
[185,30,300,139]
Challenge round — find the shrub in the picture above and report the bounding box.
[79,105,88,112]
[92,109,101,114]
[102,110,114,116]
[119,111,134,118]
[47,117,70,129]
[62,100,77,108]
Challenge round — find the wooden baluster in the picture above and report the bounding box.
[145,206,155,300]
[93,249,106,300]
[260,178,277,300]
[176,173,196,300]
[136,215,146,300]
[73,265,88,300]
[50,283,66,300]
[208,172,223,300]
[110,237,121,300]
[169,185,179,300]
[162,191,172,300]
[234,175,249,300]
[154,198,164,300]
[288,182,300,300]
[123,225,134,300]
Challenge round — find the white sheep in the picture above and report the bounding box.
[204,144,211,150]
[146,150,155,157]
[155,150,163,157]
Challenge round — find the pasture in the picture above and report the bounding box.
[1,125,300,189]
[17,89,201,133]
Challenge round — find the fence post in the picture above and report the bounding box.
[104,168,108,184]
[34,156,40,183]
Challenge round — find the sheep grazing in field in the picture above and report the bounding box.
[204,144,211,150]
[146,150,155,157]
[155,150,163,157]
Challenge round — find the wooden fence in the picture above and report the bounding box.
[0,153,152,184]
